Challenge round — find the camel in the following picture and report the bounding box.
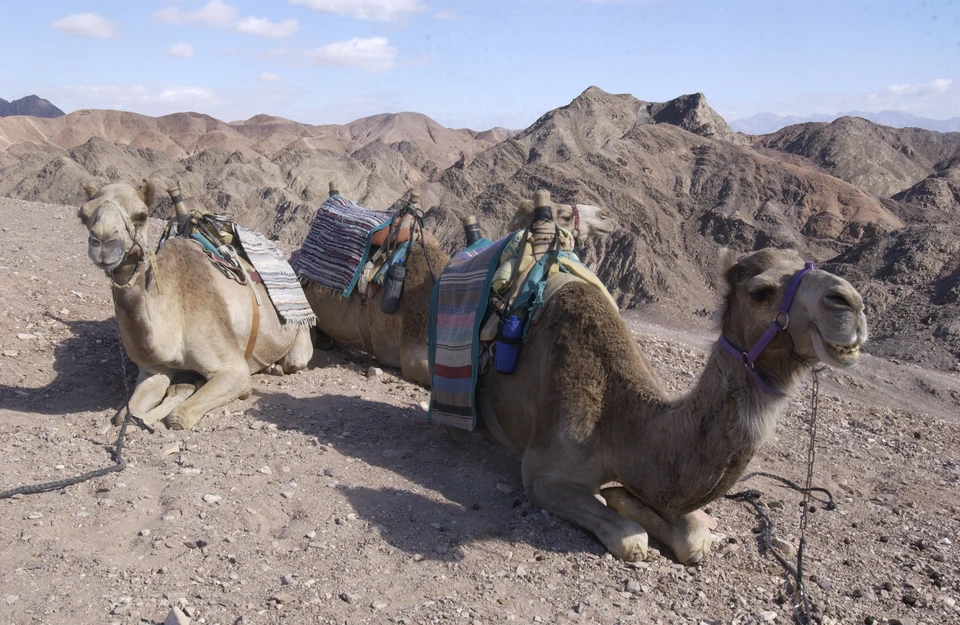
[79,181,313,430]
[303,198,616,387]
[477,247,868,564]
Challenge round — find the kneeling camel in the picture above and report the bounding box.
[304,197,616,387]
[79,181,313,430]
[480,248,868,564]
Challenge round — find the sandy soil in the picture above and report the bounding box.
[1,198,958,625]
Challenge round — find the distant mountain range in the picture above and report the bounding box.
[0,95,65,118]
[730,110,960,135]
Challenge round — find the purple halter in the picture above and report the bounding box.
[718,261,816,396]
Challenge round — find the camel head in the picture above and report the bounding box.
[720,248,868,371]
[510,200,617,239]
[78,180,156,272]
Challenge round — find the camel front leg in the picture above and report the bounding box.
[601,487,713,565]
[164,368,250,430]
[523,464,648,561]
[117,372,174,425]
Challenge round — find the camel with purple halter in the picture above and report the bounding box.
[477,247,868,564]
[78,181,313,430]
[303,190,617,388]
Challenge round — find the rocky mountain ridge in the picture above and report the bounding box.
[0,94,64,118]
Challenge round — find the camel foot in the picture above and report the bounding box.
[613,531,649,562]
[163,410,201,431]
[671,513,714,565]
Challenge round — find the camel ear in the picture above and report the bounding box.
[509,199,535,231]
[77,202,97,226]
[83,183,99,201]
[138,179,157,208]
[718,247,739,285]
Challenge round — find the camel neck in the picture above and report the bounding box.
[613,342,802,515]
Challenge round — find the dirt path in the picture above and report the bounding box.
[1,198,958,625]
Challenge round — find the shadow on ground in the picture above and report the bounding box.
[249,389,605,562]
[0,316,137,415]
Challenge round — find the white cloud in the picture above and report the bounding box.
[50,13,120,39]
[434,10,456,20]
[306,37,397,72]
[259,72,281,82]
[154,1,298,38]
[166,42,195,58]
[290,0,425,22]
[235,17,299,38]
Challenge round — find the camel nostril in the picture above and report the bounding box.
[824,287,861,311]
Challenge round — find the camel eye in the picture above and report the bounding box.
[750,286,776,303]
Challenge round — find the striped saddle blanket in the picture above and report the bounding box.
[234,226,316,326]
[428,235,511,431]
[293,196,392,297]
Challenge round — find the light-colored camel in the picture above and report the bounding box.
[304,199,616,387]
[79,181,313,430]
[479,247,868,564]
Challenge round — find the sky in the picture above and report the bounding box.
[1,0,957,130]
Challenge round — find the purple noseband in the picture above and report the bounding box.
[719,262,816,396]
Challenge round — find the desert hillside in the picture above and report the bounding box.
[1,86,959,369]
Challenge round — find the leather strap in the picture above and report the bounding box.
[244,279,260,361]
[358,302,376,355]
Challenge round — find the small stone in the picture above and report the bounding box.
[202,494,221,504]
[139,529,151,537]
[163,606,191,625]
[259,466,273,475]
[943,596,956,608]
[305,531,316,539]
[5,595,19,605]
[366,366,383,378]
[281,574,297,586]
[2,350,18,357]
[382,449,413,459]
[162,445,180,456]
[495,483,514,494]
[323,468,334,477]
[26,512,43,520]
[758,611,777,622]
[271,592,295,605]
[17,333,38,340]
[515,565,527,576]
[281,491,294,499]
[770,537,796,557]
[340,592,360,604]
[419,401,429,411]
[625,580,642,594]
[413,554,424,562]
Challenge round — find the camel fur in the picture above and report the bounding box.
[79,181,313,430]
[304,200,616,387]
[479,248,868,564]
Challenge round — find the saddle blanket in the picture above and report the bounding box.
[293,195,392,297]
[428,236,510,431]
[235,226,316,326]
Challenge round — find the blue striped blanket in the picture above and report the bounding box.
[235,226,316,326]
[428,236,510,431]
[292,196,392,297]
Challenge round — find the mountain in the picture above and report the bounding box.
[0,95,65,118]
[2,85,959,369]
[731,110,960,135]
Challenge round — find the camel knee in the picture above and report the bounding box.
[281,326,313,373]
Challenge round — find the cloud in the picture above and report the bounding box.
[289,0,425,22]
[434,10,456,20]
[306,37,397,72]
[46,84,222,115]
[154,0,298,38]
[50,13,120,39]
[259,72,281,82]
[166,42,195,58]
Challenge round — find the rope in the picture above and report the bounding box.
[0,324,153,500]
[724,366,832,625]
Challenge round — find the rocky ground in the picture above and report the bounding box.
[1,197,959,625]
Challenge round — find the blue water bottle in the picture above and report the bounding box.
[494,314,523,373]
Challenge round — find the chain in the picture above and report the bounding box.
[725,365,831,625]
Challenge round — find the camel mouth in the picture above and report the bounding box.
[812,328,862,368]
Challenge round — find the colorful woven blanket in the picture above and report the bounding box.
[235,226,316,326]
[428,236,510,431]
[293,196,392,297]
